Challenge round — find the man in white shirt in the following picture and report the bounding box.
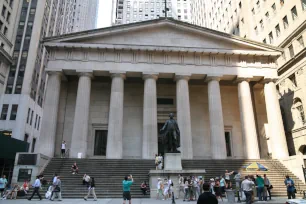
[241,176,254,204]
[156,178,162,200]
[28,176,42,200]
[61,141,66,158]
[177,174,185,199]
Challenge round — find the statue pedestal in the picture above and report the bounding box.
[164,153,182,170]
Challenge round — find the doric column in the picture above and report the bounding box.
[207,76,227,159]
[70,72,93,158]
[176,74,193,159]
[36,71,62,157]
[237,77,260,159]
[263,79,289,159]
[106,72,126,159]
[142,73,158,159]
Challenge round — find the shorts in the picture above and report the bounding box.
[225,179,230,184]
[61,149,65,154]
[123,191,131,200]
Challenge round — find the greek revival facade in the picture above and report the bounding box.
[37,18,288,160]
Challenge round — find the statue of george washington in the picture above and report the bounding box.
[159,113,181,153]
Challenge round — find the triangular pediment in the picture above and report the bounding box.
[44,18,281,53]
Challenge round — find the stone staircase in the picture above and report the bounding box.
[182,159,306,197]
[39,158,155,198]
[31,158,306,199]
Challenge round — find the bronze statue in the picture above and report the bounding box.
[160,113,180,153]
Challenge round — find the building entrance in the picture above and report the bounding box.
[94,130,107,156]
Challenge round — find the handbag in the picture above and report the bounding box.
[269,185,273,189]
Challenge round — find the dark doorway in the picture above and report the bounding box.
[157,123,165,156]
[225,132,232,157]
[94,130,107,156]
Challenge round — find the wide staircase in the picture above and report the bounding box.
[37,158,306,198]
[40,158,155,198]
[182,159,306,197]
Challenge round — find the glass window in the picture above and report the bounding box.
[30,110,33,126]
[302,0,306,10]
[263,38,267,43]
[283,16,288,29]
[0,104,9,120]
[275,24,281,37]
[269,32,273,44]
[272,3,276,12]
[291,6,298,20]
[288,45,294,58]
[297,36,304,48]
[26,108,30,123]
[10,104,18,120]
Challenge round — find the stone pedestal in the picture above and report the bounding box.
[164,153,182,170]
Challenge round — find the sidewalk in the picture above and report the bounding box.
[0,197,289,204]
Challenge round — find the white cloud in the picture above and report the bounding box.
[97,0,112,28]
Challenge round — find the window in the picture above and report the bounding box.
[6,11,10,23]
[252,8,255,15]
[225,132,232,157]
[256,1,260,8]
[302,0,306,10]
[291,6,298,20]
[1,5,6,17]
[30,110,33,126]
[297,36,304,48]
[37,116,40,130]
[34,114,38,128]
[269,32,273,44]
[283,16,289,29]
[293,98,305,125]
[272,3,276,12]
[263,38,267,43]
[3,27,7,35]
[0,104,8,120]
[265,12,269,21]
[30,9,35,15]
[10,105,18,120]
[254,26,258,35]
[0,20,3,31]
[260,19,264,30]
[280,0,284,6]
[288,45,294,58]
[289,74,297,87]
[275,24,281,37]
[31,138,36,153]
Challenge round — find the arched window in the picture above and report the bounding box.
[292,98,305,125]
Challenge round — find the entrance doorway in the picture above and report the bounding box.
[94,130,107,156]
[157,123,165,156]
[225,131,232,157]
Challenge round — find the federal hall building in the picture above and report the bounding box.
[37,18,290,163]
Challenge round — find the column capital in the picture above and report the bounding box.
[175,74,191,81]
[206,75,223,82]
[260,77,278,84]
[47,71,63,77]
[235,76,253,83]
[110,71,126,79]
[142,72,159,80]
[77,72,93,78]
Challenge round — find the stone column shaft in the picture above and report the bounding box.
[70,73,92,158]
[176,75,193,159]
[142,74,158,159]
[36,72,62,157]
[106,73,125,159]
[264,80,289,159]
[237,79,260,159]
[207,77,227,159]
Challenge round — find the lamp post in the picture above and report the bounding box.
[163,0,169,18]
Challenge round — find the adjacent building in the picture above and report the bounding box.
[73,0,99,32]
[112,0,192,25]
[0,0,98,161]
[191,0,306,180]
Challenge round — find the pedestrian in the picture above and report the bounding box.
[177,174,185,199]
[224,170,234,189]
[209,178,215,195]
[71,162,79,174]
[220,175,225,195]
[84,177,97,201]
[284,175,296,199]
[61,141,66,158]
[214,177,222,201]
[155,154,159,170]
[156,178,163,200]
[241,176,254,204]
[264,174,272,200]
[157,154,163,170]
[83,174,91,187]
[199,177,204,194]
[183,179,189,201]
[0,175,8,197]
[28,176,42,200]
[256,174,265,201]
[192,176,199,200]
[163,178,169,200]
[140,181,147,196]
[197,182,218,204]
[50,176,62,201]
[122,174,134,204]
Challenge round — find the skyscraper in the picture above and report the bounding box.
[0,0,98,154]
[73,0,99,32]
[112,0,192,25]
[191,0,306,180]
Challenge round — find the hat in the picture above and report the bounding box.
[158,178,161,180]
[210,178,214,181]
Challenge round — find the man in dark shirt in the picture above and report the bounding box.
[197,182,218,204]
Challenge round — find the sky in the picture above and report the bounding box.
[97,0,113,28]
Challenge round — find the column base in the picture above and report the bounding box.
[164,153,182,170]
